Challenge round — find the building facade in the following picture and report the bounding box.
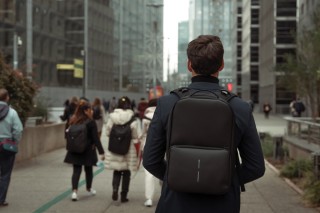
[0,0,163,106]
[189,0,233,90]
[241,0,260,103]
[259,0,297,113]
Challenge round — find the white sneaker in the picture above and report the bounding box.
[71,192,78,201]
[87,188,96,196]
[144,199,152,207]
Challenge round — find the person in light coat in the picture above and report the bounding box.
[140,98,158,207]
[105,96,139,203]
[0,88,23,207]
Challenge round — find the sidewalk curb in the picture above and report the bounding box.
[265,159,304,196]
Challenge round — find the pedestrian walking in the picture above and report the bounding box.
[289,98,305,117]
[263,102,272,119]
[137,98,148,120]
[60,96,79,134]
[143,35,265,213]
[92,97,105,139]
[64,100,105,201]
[140,98,158,207]
[108,97,117,113]
[0,88,23,207]
[105,96,139,203]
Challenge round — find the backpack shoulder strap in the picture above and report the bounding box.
[170,87,191,99]
[123,116,136,126]
[214,89,237,103]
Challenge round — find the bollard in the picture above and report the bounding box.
[273,136,284,161]
[312,152,320,180]
[259,132,266,143]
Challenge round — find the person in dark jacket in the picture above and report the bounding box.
[143,35,265,213]
[64,100,105,201]
[60,96,79,137]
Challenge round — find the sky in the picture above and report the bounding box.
[163,0,189,81]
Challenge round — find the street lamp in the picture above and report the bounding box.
[146,2,163,98]
[13,32,22,70]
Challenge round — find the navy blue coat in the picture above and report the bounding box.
[143,77,265,213]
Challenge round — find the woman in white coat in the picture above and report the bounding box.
[140,98,158,207]
[105,96,139,203]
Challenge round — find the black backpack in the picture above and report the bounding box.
[66,120,89,153]
[108,117,135,155]
[167,88,244,195]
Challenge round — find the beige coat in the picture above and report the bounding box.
[140,106,156,151]
[104,109,139,171]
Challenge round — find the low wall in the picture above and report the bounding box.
[283,135,320,160]
[16,123,66,162]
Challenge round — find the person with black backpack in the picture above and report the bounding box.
[105,96,139,203]
[64,100,105,201]
[143,35,265,213]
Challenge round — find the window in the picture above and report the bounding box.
[237,59,242,71]
[237,74,242,86]
[237,31,242,43]
[276,21,296,44]
[250,46,259,62]
[250,65,259,81]
[251,27,259,43]
[276,48,296,65]
[251,8,259,25]
[277,0,296,17]
[250,84,259,103]
[237,46,242,57]
[237,17,242,28]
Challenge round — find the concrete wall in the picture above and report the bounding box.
[16,123,66,162]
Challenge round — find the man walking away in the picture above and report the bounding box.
[0,88,23,206]
[143,35,265,213]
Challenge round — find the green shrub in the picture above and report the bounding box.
[29,96,51,121]
[280,159,313,178]
[303,172,320,206]
[261,134,274,158]
[0,53,38,125]
[261,140,274,158]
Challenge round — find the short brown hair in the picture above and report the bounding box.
[187,35,224,75]
[0,88,8,101]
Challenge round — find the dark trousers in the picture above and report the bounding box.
[72,165,93,190]
[112,170,131,193]
[0,154,15,203]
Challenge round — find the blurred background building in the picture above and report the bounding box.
[0,0,163,105]
[1,0,318,113]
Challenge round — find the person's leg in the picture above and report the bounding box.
[144,169,155,201]
[0,155,15,205]
[144,168,155,207]
[112,170,121,200]
[72,165,82,190]
[84,166,93,190]
[71,165,82,201]
[121,170,131,202]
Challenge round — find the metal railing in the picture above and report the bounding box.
[284,116,320,145]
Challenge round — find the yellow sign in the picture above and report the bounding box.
[56,59,84,78]
[73,58,84,78]
[56,64,74,70]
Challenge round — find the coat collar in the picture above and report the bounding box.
[188,75,222,90]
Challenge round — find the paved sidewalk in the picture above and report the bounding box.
[1,113,319,212]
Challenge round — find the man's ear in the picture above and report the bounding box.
[218,59,224,72]
[187,60,193,72]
